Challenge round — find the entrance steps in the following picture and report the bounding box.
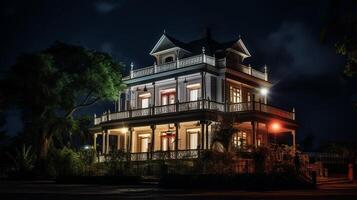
[317,177,351,185]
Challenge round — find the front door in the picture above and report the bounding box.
[161,133,175,151]
[161,92,176,105]
[138,134,151,153]
[187,128,199,149]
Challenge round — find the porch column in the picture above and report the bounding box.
[292,130,296,153]
[201,72,204,100]
[251,121,257,148]
[106,130,110,153]
[153,82,156,114]
[205,122,210,149]
[175,77,179,102]
[93,133,97,151]
[127,127,132,153]
[102,131,106,154]
[117,133,120,150]
[200,121,205,150]
[265,123,269,146]
[175,123,180,150]
[150,125,156,157]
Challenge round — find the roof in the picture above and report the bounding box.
[149,32,251,57]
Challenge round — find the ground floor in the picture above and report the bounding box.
[92,119,296,161]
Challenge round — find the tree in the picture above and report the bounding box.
[321,0,357,109]
[321,0,357,74]
[1,42,125,160]
[210,116,237,152]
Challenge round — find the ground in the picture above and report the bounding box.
[0,180,357,200]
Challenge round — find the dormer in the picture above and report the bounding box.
[150,33,191,64]
[223,38,251,67]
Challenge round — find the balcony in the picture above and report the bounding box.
[125,54,267,81]
[94,100,295,125]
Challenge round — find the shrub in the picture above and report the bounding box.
[50,147,85,176]
[7,144,36,177]
[105,149,127,176]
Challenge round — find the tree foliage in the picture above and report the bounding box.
[210,116,237,152]
[321,0,357,109]
[321,0,357,76]
[1,42,125,159]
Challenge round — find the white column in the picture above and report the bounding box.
[106,130,110,153]
[124,132,127,152]
[102,131,106,154]
[93,133,97,151]
[117,133,120,150]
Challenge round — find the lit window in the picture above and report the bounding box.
[161,89,176,105]
[138,134,151,152]
[187,128,199,149]
[141,98,149,108]
[190,89,199,101]
[230,86,240,103]
[233,131,247,148]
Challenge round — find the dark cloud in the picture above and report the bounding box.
[93,0,124,14]
[261,21,343,81]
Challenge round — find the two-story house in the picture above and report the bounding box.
[91,31,298,161]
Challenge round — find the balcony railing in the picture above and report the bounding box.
[94,100,295,125]
[126,54,267,81]
[129,150,200,161]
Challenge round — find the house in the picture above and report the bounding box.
[91,30,297,161]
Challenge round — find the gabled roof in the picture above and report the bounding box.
[218,38,251,57]
[150,33,189,55]
[150,32,251,58]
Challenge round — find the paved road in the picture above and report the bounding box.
[0,180,357,199]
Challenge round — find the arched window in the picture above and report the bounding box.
[164,56,174,63]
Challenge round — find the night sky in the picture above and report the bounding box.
[1,0,356,147]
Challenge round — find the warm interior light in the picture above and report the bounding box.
[271,122,280,131]
[160,88,176,94]
[138,133,151,137]
[139,93,151,98]
[186,83,201,89]
[119,127,128,133]
[260,88,269,96]
[186,128,201,132]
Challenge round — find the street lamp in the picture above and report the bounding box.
[260,88,269,104]
[260,87,269,96]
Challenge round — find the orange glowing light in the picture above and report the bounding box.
[271,123,280,131]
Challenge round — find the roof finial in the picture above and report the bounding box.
[238,34,241,40]
[163,29,166,34]
[202,46,205,54]
[130,62,134,71]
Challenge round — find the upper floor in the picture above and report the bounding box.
[126,31,268,83]
[94,31,295,126]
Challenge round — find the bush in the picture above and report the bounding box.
[105,150,128,176]
[49,147,85,177]
[7,145,36,178]
[79,148,96,165]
